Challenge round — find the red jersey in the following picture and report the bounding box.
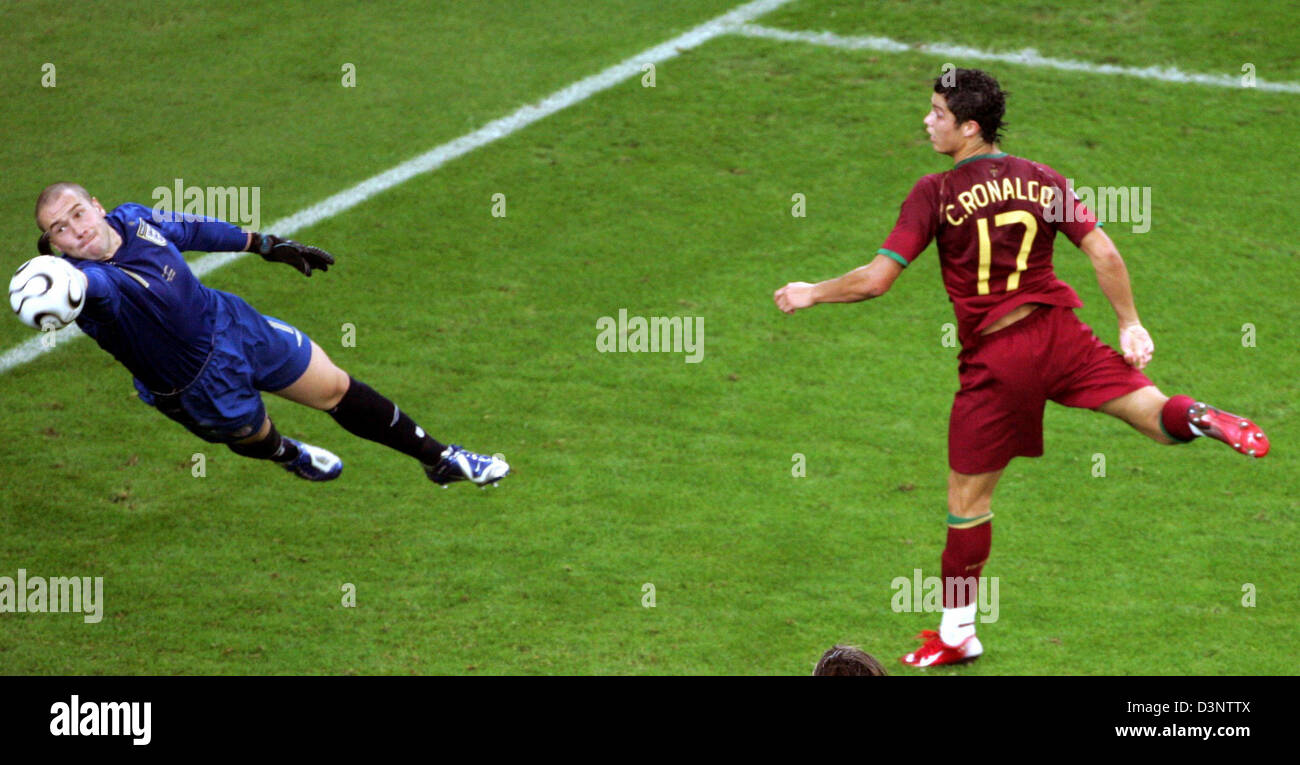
[879,153,1098,349]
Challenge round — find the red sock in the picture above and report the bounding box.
[1161,394,1198,442]
[941,520,992,609]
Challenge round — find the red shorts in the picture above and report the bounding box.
[948,305,1152,474]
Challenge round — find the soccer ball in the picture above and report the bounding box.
[8,255,87,330]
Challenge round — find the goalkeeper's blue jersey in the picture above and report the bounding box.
[65,203,250,393]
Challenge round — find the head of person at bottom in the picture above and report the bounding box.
[813,645,887,676]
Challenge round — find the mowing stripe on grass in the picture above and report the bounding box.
[0,0,795,376]
[734,24,1300,94]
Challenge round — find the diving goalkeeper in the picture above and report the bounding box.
[12,182,509,488]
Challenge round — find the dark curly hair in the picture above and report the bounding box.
[933,68,1007,145]
[813,645,888,676]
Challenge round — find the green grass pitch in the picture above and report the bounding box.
[0,0,1296,674]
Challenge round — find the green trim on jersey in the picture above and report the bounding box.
[878,248,909,268]
[948,511,994,529]
[953,151,1008,169]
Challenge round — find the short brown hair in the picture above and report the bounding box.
[35,182,93,230]
[813,645,887,676]
[933,68,1007,145]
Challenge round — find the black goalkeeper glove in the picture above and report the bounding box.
[248,233,334,277]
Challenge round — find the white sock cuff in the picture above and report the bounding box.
[940,604,978,645]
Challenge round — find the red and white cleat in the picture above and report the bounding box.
[899,630,983,668]
[1189,403,1270,458]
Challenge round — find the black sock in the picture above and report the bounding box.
[228,421,300,463]
[328,377,447,464]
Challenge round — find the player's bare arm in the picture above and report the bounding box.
[773,254,904,314]
[1078,227,1152,369]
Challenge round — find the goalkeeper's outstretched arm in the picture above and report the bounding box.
[40,219,334,279]
[136,205,334,278]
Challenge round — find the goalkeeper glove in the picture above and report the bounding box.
[248,233,334,277]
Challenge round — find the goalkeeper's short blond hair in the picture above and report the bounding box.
[35,182,93,229]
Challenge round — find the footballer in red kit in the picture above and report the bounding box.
[772,68,1270,668]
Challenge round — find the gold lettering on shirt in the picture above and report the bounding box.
[945,177,1059,227]
[945,204,965,226]
[1039,185,1055,208]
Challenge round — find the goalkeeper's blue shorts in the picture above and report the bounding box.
[133,292,314,443]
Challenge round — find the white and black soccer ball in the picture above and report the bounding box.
[8,255,87,330]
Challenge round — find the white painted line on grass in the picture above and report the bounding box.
[735,24,1300,94]
[0,0,795,376]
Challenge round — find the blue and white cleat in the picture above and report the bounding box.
[280,438,343,481]
[424,445,510,488]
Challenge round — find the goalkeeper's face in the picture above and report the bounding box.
[37,189,117,261]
